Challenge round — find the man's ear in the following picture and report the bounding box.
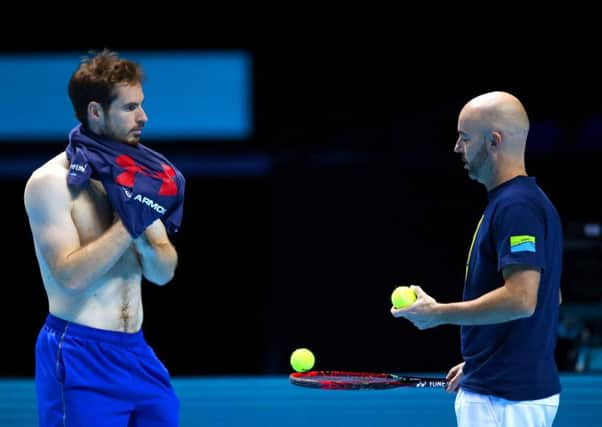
[87,101,105,130]
[88,101,103,120]
[491,131,502,148]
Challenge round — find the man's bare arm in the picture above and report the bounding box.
[391,265,540,329]
[24,167,133,293]
[133,219,178,285]
[435,266,540,325]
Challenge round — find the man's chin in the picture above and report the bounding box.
[125,136,141,146]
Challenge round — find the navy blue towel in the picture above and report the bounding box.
[65,125,185,238]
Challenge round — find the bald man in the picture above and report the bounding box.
[392,92,562,427]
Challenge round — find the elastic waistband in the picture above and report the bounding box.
[44,314,145,346]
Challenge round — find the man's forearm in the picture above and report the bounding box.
[135,238,178,285]
[55,220,133,293]
[436,286,534,326]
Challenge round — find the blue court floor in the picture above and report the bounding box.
[1,374,600,426]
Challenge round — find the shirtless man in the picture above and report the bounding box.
[24,49,180,426]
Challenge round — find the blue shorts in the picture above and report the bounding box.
[35,314,179,427]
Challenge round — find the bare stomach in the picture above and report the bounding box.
[48,278,144,333]
[42,250,145,333]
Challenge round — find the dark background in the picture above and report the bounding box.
[1,42,601,377]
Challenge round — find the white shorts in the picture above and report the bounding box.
[454,388,559,427]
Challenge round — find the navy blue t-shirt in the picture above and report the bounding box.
[460,176,562,401]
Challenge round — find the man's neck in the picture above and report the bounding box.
[486,165,527,191]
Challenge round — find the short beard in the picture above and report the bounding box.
[467,140,489,181]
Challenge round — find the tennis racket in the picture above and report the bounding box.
[290,370,448,390]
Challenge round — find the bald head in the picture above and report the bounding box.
[460,91,530,153]
[455,91,531,189]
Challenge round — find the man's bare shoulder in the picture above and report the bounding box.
[24,153,71,211]
[27,152,69,182]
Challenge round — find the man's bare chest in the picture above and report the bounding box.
[70,180,114,244]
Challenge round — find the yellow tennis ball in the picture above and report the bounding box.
[290,348,315,372]
[391,286,417,309]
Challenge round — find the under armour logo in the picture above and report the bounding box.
[115,155,178,196]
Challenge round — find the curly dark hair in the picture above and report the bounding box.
[68,49,145,128]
